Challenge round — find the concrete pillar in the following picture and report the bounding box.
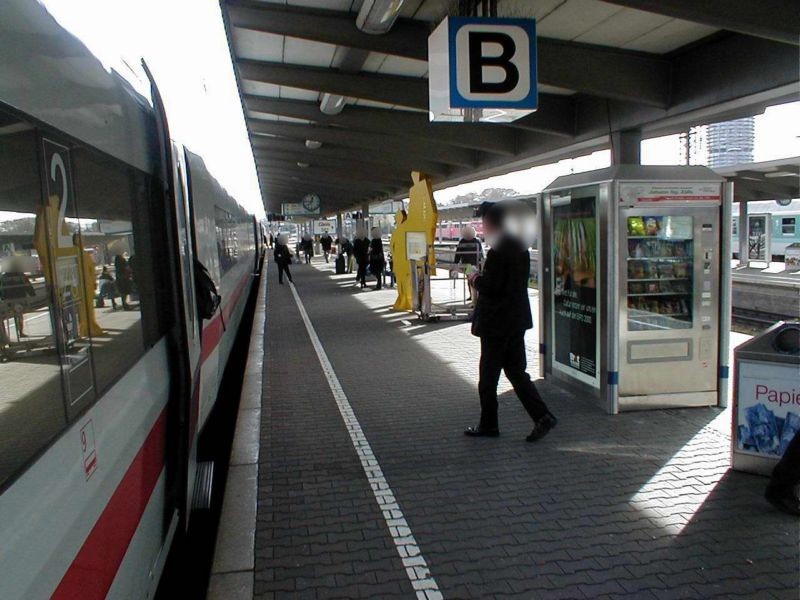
[739,200,748,267]
[336,213,344,240]
[611,129,642,165]
[360,202,370,232]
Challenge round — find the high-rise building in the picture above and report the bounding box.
[707,117,755,168]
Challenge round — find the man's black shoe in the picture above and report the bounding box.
[464,426,499,437]
[765,486,800,516]
[526,413,557,442]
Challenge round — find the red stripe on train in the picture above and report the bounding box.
[51,409,167,600]
[54,269,254,598]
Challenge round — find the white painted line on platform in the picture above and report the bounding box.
[288,282,443,600]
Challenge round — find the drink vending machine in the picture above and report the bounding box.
[539,166,733,414]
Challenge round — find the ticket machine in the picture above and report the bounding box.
[540,166,733,413]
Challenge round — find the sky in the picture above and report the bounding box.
[42,0,265,218]
[35,1,800,215]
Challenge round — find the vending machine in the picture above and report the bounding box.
[540,166,733,413]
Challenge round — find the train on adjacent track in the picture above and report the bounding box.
[0,3,262,599]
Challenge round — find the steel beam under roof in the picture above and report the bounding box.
[245,96,520,155]
[249,137,452,177]
[230,2,672,106]
[599,0,800,46]
[248,120,478,168]
[220,0,799,213]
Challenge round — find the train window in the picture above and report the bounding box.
[215,206,239,274]
[70,146,164,394]
[0,116,68,488]
[782,217,795,235]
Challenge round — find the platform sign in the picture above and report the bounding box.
[313,219,335,234]
[406,232,427,260]
[428,17,537,123]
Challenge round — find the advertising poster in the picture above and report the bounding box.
[736,360,800,459]
[552,197,598,380]
[747,214,769,262]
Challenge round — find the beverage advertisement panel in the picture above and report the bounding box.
[552,197,598,383]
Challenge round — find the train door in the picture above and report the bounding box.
[142,63,200,543]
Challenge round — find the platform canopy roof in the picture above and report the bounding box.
[714,157,800,203]
[219,0,800,215]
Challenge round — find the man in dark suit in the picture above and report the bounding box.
[465,202,557,442]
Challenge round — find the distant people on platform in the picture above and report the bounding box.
[454,225,483,300]
[114,253,133,310]
[465,201,557,442]
[0,257,36,337]
[353,229,370,289]
[301,233,313,265]
[98,266,119,310]
[274,233,294,285]
[337,236,354,273]
[268,232,275,248]
[320,233,333,263]
[369,227,386,290]
[766,430,800,516]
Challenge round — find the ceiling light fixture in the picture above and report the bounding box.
[320,92,346,115]
[305,139,322,149]
[297,162,310,168]
[356,0,405,35]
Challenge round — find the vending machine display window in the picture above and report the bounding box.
[626,215,694,332]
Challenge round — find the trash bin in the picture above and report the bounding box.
[732,321,800,475]
[784,242,800,272]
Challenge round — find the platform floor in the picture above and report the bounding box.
[253,258,798,600]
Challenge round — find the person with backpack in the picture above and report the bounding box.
[337,236,354,273]
[274,233,294,285]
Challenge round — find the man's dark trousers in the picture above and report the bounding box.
[770,431,800,493]
[479,332,548,430]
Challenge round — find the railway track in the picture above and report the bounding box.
[732,307,796,330]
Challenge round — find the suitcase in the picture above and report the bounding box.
[335,254,346,274]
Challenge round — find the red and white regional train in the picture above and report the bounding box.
[0,3,261,598]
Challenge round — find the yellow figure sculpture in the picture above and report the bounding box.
[392,172,438,311]
[34,195,104,338]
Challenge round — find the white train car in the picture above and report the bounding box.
[0,2,260,598]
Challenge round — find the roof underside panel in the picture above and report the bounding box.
[221,0,799,214]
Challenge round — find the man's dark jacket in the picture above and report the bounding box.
[471,235,532,338]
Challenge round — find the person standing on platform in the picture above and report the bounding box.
[0,257,36,337]
[453,225,483,300]
[465,201,557,442]
[268,232,274,248]
[320,232,333,263]
[274,233,294,285]
[353,228,370,289]
[368,227,386,290]
[766,430,800,516]
[337,235,354,273]
[301,233,313,264]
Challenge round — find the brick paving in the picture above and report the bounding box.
[256,258,799,599]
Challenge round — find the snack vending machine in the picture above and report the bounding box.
[540,166,732,414]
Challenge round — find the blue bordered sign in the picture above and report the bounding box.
[429,17,537,122]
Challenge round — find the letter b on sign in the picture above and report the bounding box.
[452,19,536,108]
